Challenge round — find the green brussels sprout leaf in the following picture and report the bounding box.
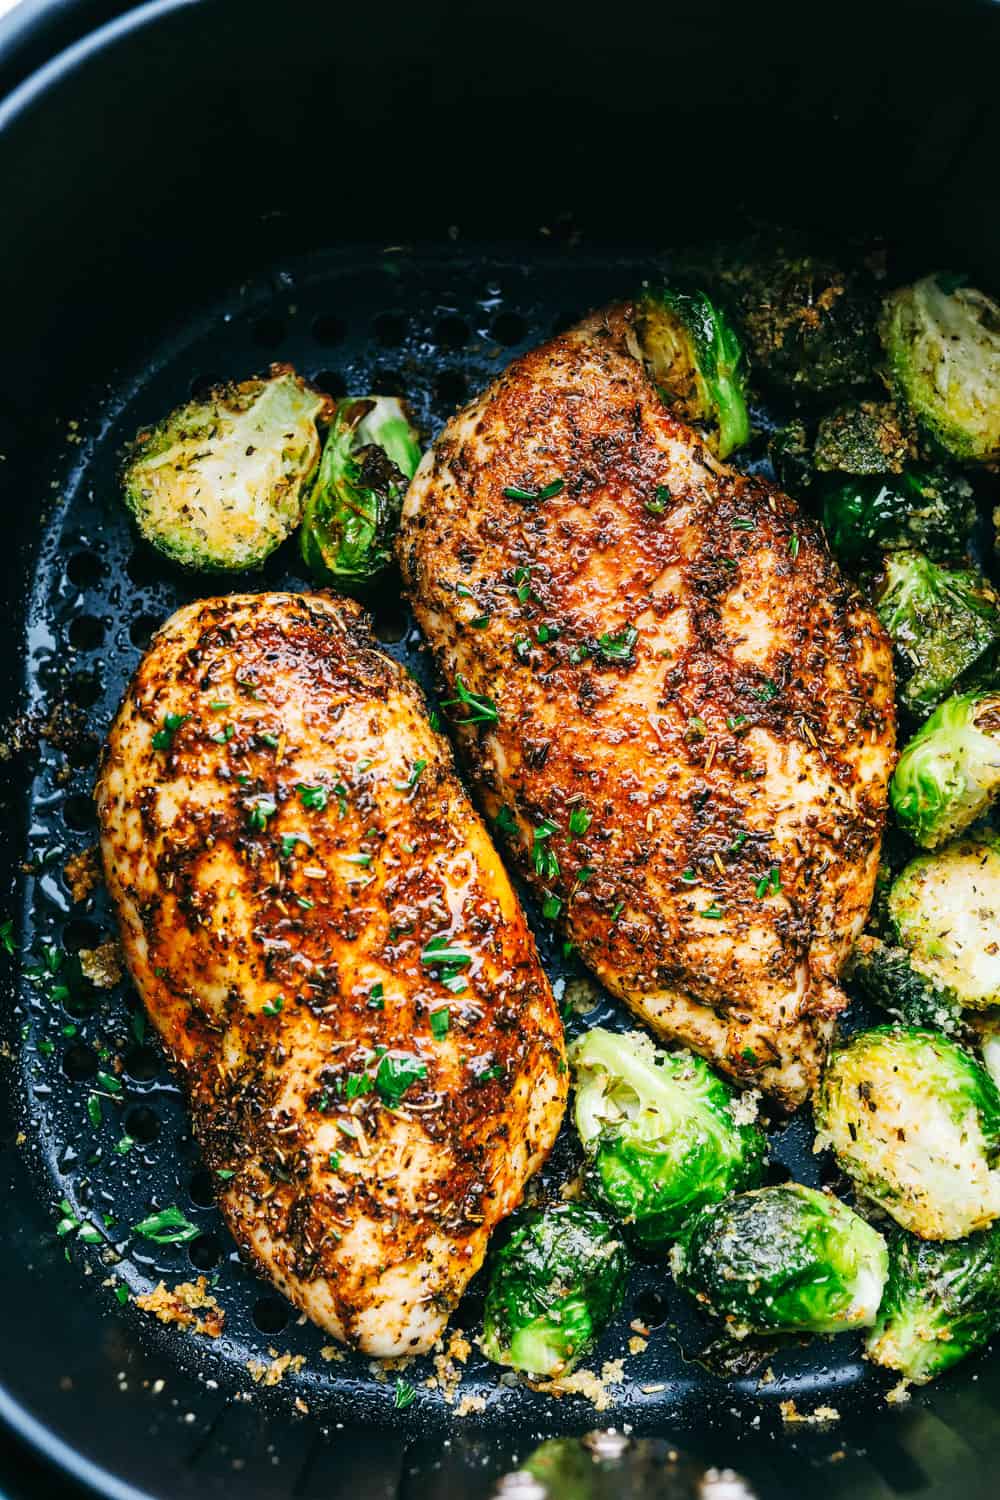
[890,692,1000,848]
[632,287,750,458]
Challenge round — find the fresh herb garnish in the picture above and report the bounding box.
[297,783,328,812]
[701,903,724,919]
[536,623,561,644]
[376,1052,428,1107]
[394,1378,417,1410]
[132,1206,200,1245]
[421,935,472,993]
[368,983,385,1010]
[495,805,518,838]
[726,715,749,732]
[753,680,780,703]
[115,1135,135,1156]
[443,677,499,726]
[344,852,372,868]
[788,533,800,561]
[568,806,592,837]
[732,517,755,531]
[542,894,562,920]
[502,478,565,503]
[87,1094,102,1128]
[96,1069,122,1095]
[345,1070,374,1100]
[329,1152,341,1171]
[597,625,638,664]
[729,831,748,854]
[430,1008,451,1040]
[532,818,560,881]
[568,643,589,665]
[645,484,671,516]
[152,713,189,751]
[394,759,427,793]
[0,918,15,956]
[262,996,284,1016]
[246,796,277,832]
[211,723,235,744]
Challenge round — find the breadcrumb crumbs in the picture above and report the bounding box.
[135,1278,224,1337]
[247,1352,306,1386]
[780,1400,841,1425]
[628,1336,648,1355]
[319,1345,344,1362]
[64,846,101,904]
[455,1394,486,1417]
[886,1379,912,1405]
[79,940,123,989]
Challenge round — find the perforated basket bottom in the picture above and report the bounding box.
[12,244,923,1439]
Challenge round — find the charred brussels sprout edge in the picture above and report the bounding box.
[876,551,1000,716]
[631,286,750,458]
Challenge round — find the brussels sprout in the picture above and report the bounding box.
[721,249,879,396]
[815,1026,1000,1240]
[819,464,976,566]
[975,1019,1000,1093]
[891,691,1000,848]
[814,400,916,476]
[481,1203,630,1377]
[632,286,750,458]
[849,935,965,1038]
[875,551,1000,715]
[300,396,421,594]
[867,1225,1000,1383]
[122,366,329,570]
[888,837,1000,1011]
[670,1184,888,1337]
[880,274,1000,465]
[569,1027,767,1249]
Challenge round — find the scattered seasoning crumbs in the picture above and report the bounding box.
[628,1335,648,1355]
[64,846,101,904]
[80,941,123,988]
[886,1379,912,1406]
[248,1353,306,1387]
[455,1395,486,1418]
[135,1278,225,1337]
[780,1400,840,1426]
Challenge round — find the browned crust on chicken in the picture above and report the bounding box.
[96,592,566,1354]
[398,307,896,1106]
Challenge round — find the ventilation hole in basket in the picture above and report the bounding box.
[252,316,286,348]
[632,1288,670,1328]
[62,919,102,953]
[551,308,584,336]
[434,369,467,408]
[66,736,99,770]
[68,670,102,709]
[372,600,409,644]
[433,315,469,350]
[67,552,104,589]
[126,548,166,590]
[817,1151,846,1188]
[312,313,347,346]
[764,1160,793,1186]
[125,1106,160,1144]
[129,613,162,650]
[63,794,97,832]
[63,988,96,1020]
[252,1295,290,1335]
[69,615,105,651]
[189,1169,217,1208]
[62,1043,98,1081]
[370,368,404,398]
[123,1045,161,1082]
[189,373,222,400]
[311,370,345,401]
[490,310,529,346]
[373,311,407,347]
[188,1233,223,1271]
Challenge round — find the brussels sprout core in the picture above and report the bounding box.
[890,692,1000,848]
[569,1027,767,1248]
[880,274,1000,465]
[300,395,421,594]
[816,1026,1000,1241]
[481,1203,629,1377]
[671,1183,888,1337]
[632,287,750,458]
[122,366,329,570]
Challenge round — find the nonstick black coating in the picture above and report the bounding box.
[2,2,1000,1498]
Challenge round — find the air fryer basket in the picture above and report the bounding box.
[1,3,999,1499]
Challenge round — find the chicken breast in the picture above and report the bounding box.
[398,308,895,1107]
[96,592,566,1355]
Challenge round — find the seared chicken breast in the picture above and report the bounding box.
[96,592,566,1355]
[398,308,895,1106]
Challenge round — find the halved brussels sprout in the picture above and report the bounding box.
[815,1026,1000,1240]
[876,551,1000,716]
[631,286,750,458]
[300,396,421,594]
[569,1027,767,1249]
[122,365,330,570]
[481,1203,629,1377]
[820,465,976,566]
[891,691,1000,848]
[888,837,1000,1011]
[880,274,1000,465]
[849,935,965,1038]
[670,1183,888,1337]
[867,1225,1000,1384]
